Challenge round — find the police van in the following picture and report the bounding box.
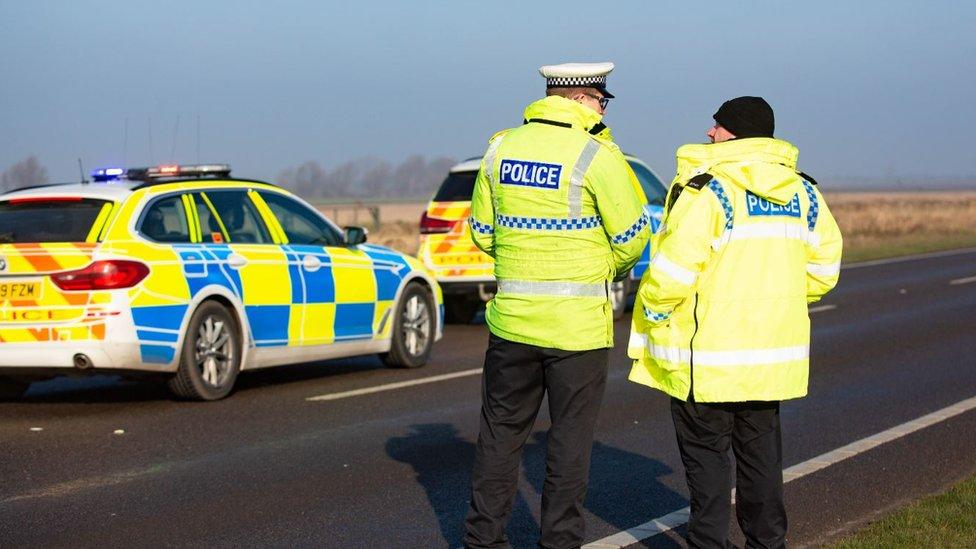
[418,154,666,323]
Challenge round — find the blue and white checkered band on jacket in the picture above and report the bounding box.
[546,75,607,87]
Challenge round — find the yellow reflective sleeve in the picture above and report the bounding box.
[589,147,651,276]
[247,190,288,244]
[85,202,114,242]
[636,187,720,324]
[628,163,648,204]
[469,162,494,256]
[806,187,843,303]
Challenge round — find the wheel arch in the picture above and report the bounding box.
[395,272,443,341]
[170,285,253,371]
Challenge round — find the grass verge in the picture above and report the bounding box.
[832,473,976,548]
[842,234,976,263]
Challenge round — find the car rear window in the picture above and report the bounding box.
[432,171,477,202]
[0,198,110,243]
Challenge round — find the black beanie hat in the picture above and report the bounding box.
[713,96,775,138]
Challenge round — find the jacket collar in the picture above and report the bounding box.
[522,96,604,133]
[674,138,801,203]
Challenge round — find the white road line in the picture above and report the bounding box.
[583,394,976,548]
[306,368,483,402]
[842,247,976,270]
[950,275,976,285]
[303,248,973,405]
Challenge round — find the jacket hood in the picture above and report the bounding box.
[674,137,800,204]
[523,95,604,133]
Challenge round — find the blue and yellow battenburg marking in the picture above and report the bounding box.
[125,240,427,364]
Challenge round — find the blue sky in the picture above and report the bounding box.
[2,1,974,184]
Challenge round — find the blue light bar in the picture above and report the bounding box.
[91,167,125,182]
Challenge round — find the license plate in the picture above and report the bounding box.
[0,281,42,300]
[433,255,486,265]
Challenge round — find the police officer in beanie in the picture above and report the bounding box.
[463,63,650,549]
[628,97,842,548]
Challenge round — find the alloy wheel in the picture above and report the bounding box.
[195,315,234,388]
[400,294,431,357]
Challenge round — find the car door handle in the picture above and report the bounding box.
[302,254,322,272]
[227,253,248,269]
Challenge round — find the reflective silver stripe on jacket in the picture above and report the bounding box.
[568,139,601,218]
[484,135,505,210]
[496,279,608,298]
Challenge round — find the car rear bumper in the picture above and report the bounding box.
[0,341,173,373]
[439,279,497,302]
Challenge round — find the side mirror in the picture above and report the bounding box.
[344,226,368,246]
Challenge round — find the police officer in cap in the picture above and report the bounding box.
[463,63,650,549]
[628,97,843,548]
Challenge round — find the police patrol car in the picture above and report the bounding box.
[0,164,443,400]
[419,154,666,323]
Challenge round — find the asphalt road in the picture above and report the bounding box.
[2,248,975,548]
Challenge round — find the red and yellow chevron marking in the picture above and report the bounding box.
[427,201,471,221]
[2,243,96,274]
[0,242,109,341]
[420,201,494,279]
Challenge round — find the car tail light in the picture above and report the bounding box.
[51,260,150,291]
[419,211,454,234]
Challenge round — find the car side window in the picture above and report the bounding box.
[259,191,342,246]
[204,190,272,244]
[140,195,192,243]
[193,193,229,244]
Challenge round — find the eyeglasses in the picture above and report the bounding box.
[584,93,610,110]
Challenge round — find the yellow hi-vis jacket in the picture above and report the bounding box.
[628,138,842,402]
[469,95,650,350]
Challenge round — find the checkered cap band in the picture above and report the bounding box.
[546,75,607,87]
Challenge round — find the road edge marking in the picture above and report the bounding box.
[949,275,976,285]
[306,367,483,402]
[583,394,976,548]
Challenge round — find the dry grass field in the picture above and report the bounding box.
[320,192,976,263]
[825,191,976,262]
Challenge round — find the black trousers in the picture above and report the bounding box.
[463,333,610,549]
[670,397,786,549]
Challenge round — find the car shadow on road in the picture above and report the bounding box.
[386,424,689,549]
[11,355,389,404]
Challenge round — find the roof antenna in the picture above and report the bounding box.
[78,158,89,184]
[170,114,181,161]
[196,114,201,164]
[148,116,154,164]
[123,116,129,167]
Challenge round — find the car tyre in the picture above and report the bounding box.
[0,377,29,400]
[610,279,630,321]
[167,301,242,401]
[444,295,482,324]
[381,282,435,369]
